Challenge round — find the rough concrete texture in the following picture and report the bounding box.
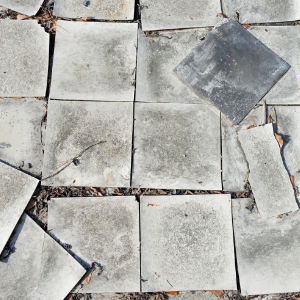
[42,100,133,187]
[0,162,38,254]
[50,21,137,101]
[238,124,298,219]
[249,26,300,104]
[174,19,290,125]
[140,0,221,31]
[132,103,221,190]
[0,98,46,176]
[48,196,140,293]
[53,0,134,20]
[0,20,49,97]
[136,28,210,104]
[223,0,300,24]
[140,194,236,292]
[232,198,300,295]
[0,0,43,15]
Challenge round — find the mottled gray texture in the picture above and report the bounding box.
[232,198,300,295]
[0,162,38,254]
[223,0,300,23]
[174,19,290,125]
[140,0,221,31]
[141,194,236,292]
[0,98,46,176]
[238,124,298,219]
[132,103,221,190]
[0,0,43,15]
[42,100,133,187]
[53,0,134,20]
[0,20,49,97]
[136,28,210,104]
[48,197,140,293]
[50,21,137,101]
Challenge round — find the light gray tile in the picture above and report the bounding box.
[0,0,43,15]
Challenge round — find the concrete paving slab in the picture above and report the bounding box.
[232,198,300,295]
[140,0,221,31]
[0,162,38,255]
[0,98,46,176]
[174,19,290,125]
[53,0,134,20]
[141,194,236,292]
[50,21,137,101]
[0,0,43,15]
[238,123,298,219]
[42,100,133,187]
[48,196,140,293]
[0,20,49,97]
[223,0,300,24]
[136,28,210,104]
[132,103,221,190]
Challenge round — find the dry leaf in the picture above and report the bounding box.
[243,24,250,29]
[290,175,296,195]
[51,22,57,30]
[274,133,284,152]
[246,125,255,130]
[198,181,203,184]
[65,294,75,300]
[79,15,89,21]
[72,179,76,184]
[17,14,28,20]
[144,31,149,36]
[206,290,224,298]
[149,39,154,43]
[147,203,159,207]
[217,12,226,18]
[267,113,273,124]
[165,291,179,295]
[42,13,50,19]
[25,199,37,211]
[190,17,194,20]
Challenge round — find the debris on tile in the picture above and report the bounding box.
[50,21,137,101]
[0,0,43,16]
[132,103,221,190]
[48,196,140,293]
[238,123,298,219]
[140,194,236,292]
[174,19,290,125]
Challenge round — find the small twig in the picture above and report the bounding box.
[167,280,173,287]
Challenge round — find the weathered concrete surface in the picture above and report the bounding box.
[136,29,210,104]
[42,100,133,187]
[53,0,134,20]
[223,0,300,24]
[238,124,298,219]
[174,19,290,125]
[132,103,221,190]
[232,198,300,295]
[0,162,38,254]
[50,21,137,101]
[48,196,140,293]
[0,20,49,97]
[141,195,236,292]
[140,0,221,31]
[249,26,300,104]
[0,0,43,15]
[0,98,46,176]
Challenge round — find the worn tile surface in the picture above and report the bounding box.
[232,198,300,295]
[238,124,298,219]
[0,20,49,97]
[140,0,220,31]
[132,103,221,190]
[141,195,236,292]
[0,98,46,176]
[136,28,210,104]
[53,0,134,20]
[42,100,133,187]
[0,162,38,254]
[174,19,290,125]
[0,0,43,15]
[50,21,137,101]
[48,196,140,293]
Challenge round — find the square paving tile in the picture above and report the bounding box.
[174,19,290,125]
[0,20,49,97]
[238,124,298,219]
[42,100,133,187]
[136,28,210,104]
[0,0,43,15]
[53,0,134,20]
[140,194,237,292]
[48,196,140,293]
[0,162,38,254]
[0,98,46,176]
[140,0,221,31]
[232,198,300,295]
[50,21,137,101]
[132,102,221,190]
